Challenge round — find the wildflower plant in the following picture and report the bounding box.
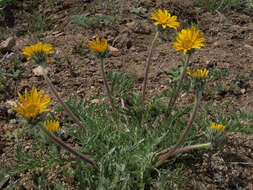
[87,37,115,111]
[206,122,227,147]
[141,9,180,106]
[154,67,209,166]
[17,42,95,170]
[22,42,88,132]
[188,68,209,91]
[168,26,206,112]
[10,8,240,189]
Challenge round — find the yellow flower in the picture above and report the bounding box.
[187,68,209,79]
[22,42,55,60]
[172,26,205,54]
[13,87,51,119]
[210,122,226,132]
[44,120,60,133]
[150,9,180,30]
[87,37,108,53]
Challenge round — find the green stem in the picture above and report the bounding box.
[155,89,202,167]
[41,126,98,168]
[141,30,159,106]
[100,58,115,111]
[168,54,191,112]
[40,66,88,133]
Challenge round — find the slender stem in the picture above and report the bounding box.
[41,126,98,168]
[168,54,191,112]
[155,89,202,167]
[157,142,211,158]
[141,30,159,106]
[99,58,115,111]
[40,66,88,133]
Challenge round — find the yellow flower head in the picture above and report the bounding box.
[22,42,55,61]
[44,120,60,133]
[150,9,180,30]
[210,122,227,132]
[172,26,205,54]
[187,68,209,79]
[87,37,108,54]
[13,87,51,119]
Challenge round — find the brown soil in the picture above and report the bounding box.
[0,0,253,189]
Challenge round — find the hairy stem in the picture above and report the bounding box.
[41,66,88,132]
[141,30,159,106]
[100,58,115,111]
[41,126,98,168]
[168,54,191,112]
[155,90,202,167]
[157,142,211,159]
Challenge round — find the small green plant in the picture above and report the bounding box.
[72,15,114,29]
[10,57,22,69]
[0,67,22,79]
[89,0,121,14]
[28,13,52,33]
[87,37,115,111]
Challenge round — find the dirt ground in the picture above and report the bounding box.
[0,0,253,189]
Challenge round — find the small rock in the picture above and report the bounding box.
[244,44,253,51]
[6,100,17,108]
[24,145,31,151]
[0,37,16,53]
[240,89,246,94]
[108,45,119,52]
[32,66,49,76]
[108,45,121,57]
